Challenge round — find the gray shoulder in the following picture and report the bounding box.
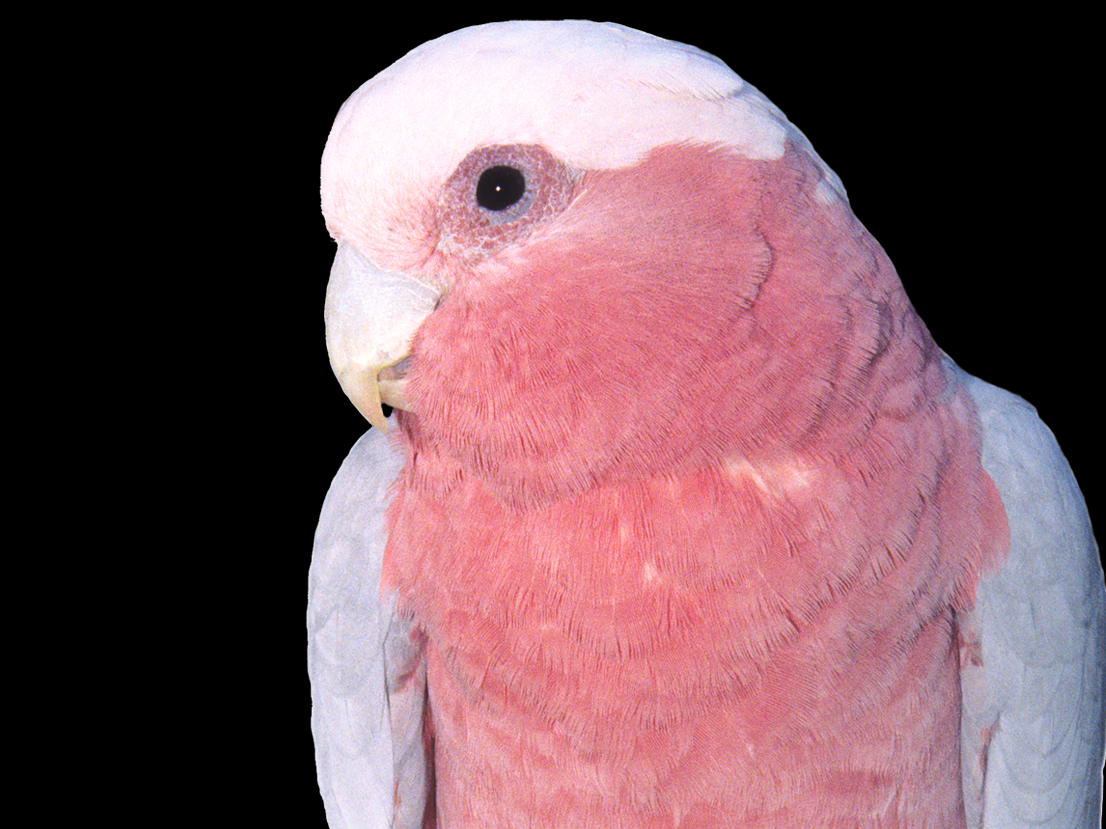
[955,367,1105,828]
[307,423,431,828]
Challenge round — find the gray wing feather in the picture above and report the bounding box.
[307,423,430,828]
[957,367,1105,829]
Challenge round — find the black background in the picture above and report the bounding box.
[186,11,1099,823]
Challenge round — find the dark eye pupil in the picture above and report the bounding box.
[476,166,526,211]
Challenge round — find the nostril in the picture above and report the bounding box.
[379,356,414,381]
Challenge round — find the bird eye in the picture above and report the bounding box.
[437,143,575,259]
[476,166,526,211]
[472,160,536,226]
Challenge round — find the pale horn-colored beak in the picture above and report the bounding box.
[324,241,442,431]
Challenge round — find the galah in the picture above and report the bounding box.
[308,21,1105,828]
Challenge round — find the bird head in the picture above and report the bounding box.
[321,21,925,501]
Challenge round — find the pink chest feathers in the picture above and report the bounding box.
[383,423,1006,827]
[379,142,1006,828]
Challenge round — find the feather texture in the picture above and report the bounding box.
[309,423,431,827]
[309,20,1105,828]
[959,367,1105,828]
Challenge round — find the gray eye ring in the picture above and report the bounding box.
[437,143,574,259]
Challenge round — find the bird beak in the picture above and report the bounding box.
[324,241,441,432]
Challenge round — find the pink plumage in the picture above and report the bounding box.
[382,142,1007,827]
[310,21,1104,829]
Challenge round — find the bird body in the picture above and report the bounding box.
[308,21,1105,828]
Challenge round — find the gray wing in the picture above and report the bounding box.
[957,367,1105,828]
[307,422,431,828]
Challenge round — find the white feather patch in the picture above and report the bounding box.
[321,21,845,268]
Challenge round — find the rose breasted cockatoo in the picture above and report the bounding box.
[308,21,1105,828]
